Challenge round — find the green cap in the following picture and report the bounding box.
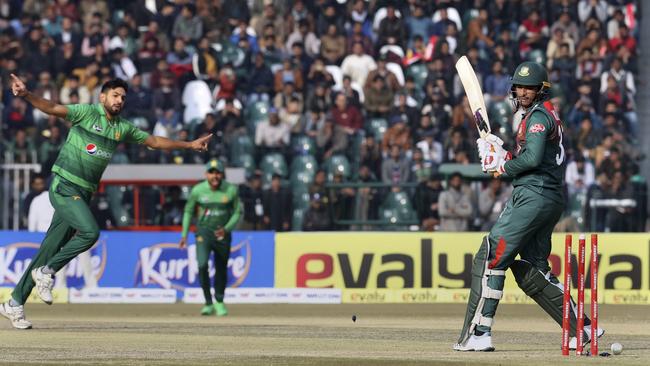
[205,159,224,173]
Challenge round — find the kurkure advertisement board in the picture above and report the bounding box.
[275,232,650,305]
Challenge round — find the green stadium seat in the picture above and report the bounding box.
[290,155,318,185]
[230,134,255,161]
[291,183,311,211]
[232,153,255,177]
[378,191,418,228]
[291,135,317,156]
[260,153,288,185]
[324,154,351,181]
[405,63,428,89]
[527,49,546,65]
[488,100,513,135]
[366,118,388,142]
[245,101,270,135]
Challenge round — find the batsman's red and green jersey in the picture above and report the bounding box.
[503,100,565,203]
[182,181,241,238]
[53,104,150,192]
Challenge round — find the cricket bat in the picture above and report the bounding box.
[455,55,490,138]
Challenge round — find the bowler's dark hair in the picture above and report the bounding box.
[101,78,129,93]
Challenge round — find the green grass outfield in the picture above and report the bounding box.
[0,303,648,365]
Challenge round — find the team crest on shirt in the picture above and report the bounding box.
[222,196,229,203]
[93,124,103,132]
[528,123,546,133]
[197,236,203,242]
[115,131,121,140]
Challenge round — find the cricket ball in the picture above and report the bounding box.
[610,343,623,355]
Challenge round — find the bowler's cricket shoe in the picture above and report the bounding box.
[0,302,32,329]
[453,333,495,352]
[215,302,228,317]
[200,305,215,316]
[569,326,605,350]
[31,266,54,305]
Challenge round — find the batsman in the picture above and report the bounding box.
[453,62,604,351]
[179,159,241,316]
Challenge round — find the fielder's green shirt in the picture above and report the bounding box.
[504,100,565,203]
[53,104,150,191]
[182,181,241,237]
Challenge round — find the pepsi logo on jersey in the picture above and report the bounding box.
[85,143,113,159]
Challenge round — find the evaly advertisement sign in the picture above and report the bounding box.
[275,232,650,304]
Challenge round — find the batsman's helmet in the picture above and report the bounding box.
[510,61,551,104]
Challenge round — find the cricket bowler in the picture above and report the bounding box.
[0,75,212,329]
[179,159,241,316]
[453,62,604,351]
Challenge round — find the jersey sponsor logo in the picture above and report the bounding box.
[92,124,103,132]
[134,240,252,289]
[85,143,113,159]
[528,123,546,133]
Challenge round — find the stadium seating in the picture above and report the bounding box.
[260,153,288,184]
[324,154,351,181]
[291,135,317,156]
[406,63,428,89]
[378,191,418,228]
[290,154,318,185]
[367,118,388,141]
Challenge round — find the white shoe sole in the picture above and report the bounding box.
[0,305,32,330]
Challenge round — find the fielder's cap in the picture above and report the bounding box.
[206,159,225,173]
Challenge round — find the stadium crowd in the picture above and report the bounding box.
[0,0,646,232]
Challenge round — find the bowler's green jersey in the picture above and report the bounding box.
[53,104,150,191]
[182,181,241,237]
[503,100,566,203]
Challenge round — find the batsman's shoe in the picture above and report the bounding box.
[569,326,605,350]
[215,302,228,317]
[0,302,32,330]
[200,305,215,316]
[453,333,495,352]
[31,266,54,305]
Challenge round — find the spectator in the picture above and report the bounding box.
[316,3,344,37]
[331,92,363,137]
[346,21,374,56]
[255,108,290,158]
[329,172,356,230]
[27,190,54,232]
[341,41,376,87]
[251,1,288,49]
[172,4,203,44]
[414,172,443,231]
[483,60,510,102]
[382,115,411,155]
[262,174,292,231]
[353,165,379,230]
[123,74,154,124]
[467,9,494,51]
[152,72,182,131]
[438,172,473,231]
[340,75,362,109]
[110,48,137,81]
[286,19,320,58]
[546,27,575,69]
[566,154,596,197]
[248,53,274,103]
[364,75,394,119]
[320,24,346,65]
[377,4,406,49]
[360,135,382,179]
[478,179,512,231]
[303,192,332,231]
[215,98,245,145]
[364,53,400,92]
[38,125,63,176]
[410,148,433,183]
[316,118,348,161]
[381,145,410,189]
[159,186,186,226]
[22,173,47,228]
[274,59,304,94]
[166,38,194,71]
[239,172,265,230]
[405,4,433,48]
[516,9,548,58]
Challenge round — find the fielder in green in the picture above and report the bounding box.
[0,74,212,329]
[453,62,604,351]
[179,159,241,316]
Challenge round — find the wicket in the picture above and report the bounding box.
[561,233,599,356]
